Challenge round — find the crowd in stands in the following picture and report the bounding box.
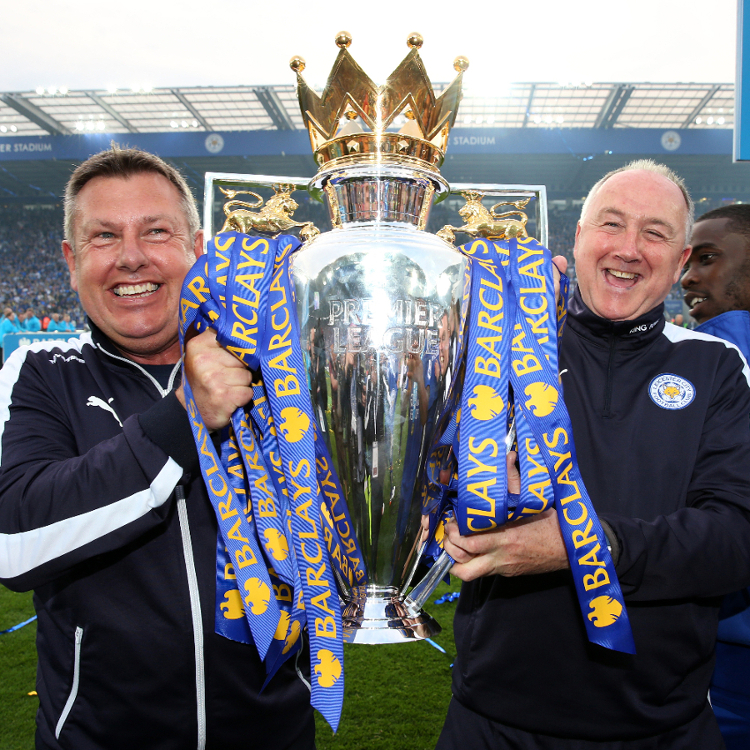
[0,196,739,338]
[0,205,84,330]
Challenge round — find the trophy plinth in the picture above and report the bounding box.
[342,586,441,644]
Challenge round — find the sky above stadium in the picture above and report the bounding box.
[1,0,738,92]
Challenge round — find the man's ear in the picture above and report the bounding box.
[61,241,78,292]
[193,230,204,259]
[673,245,692,283]
[572,222,582,259]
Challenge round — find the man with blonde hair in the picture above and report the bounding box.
[0,146,314,750]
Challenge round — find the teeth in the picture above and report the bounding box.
[114,283,159,297]
[689,297,706,309]
[609,269,637,280]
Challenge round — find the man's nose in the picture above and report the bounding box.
[116,232,150,271]
[614,228,642,262]
[681,263,697,289]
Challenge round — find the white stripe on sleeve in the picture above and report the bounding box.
[0,458,182,580]
[0,334,92,464]
[662,322,750,388]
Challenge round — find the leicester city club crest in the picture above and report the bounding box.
[648,373,695,410]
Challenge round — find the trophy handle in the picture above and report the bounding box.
[403,549,454,617]
[401,415,518,617]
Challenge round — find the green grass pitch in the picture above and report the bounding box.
[0,582,458,749]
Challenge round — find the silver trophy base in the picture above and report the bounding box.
[342,586,442,644]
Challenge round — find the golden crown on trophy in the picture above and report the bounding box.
[290,32,469,172]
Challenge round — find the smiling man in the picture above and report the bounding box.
[682,205,750,326]
[438,161,750,750]
[681,204,750,750]
[0,147,314,750]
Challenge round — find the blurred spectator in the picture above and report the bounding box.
[23,307,41,332]
[0,308,20,336]
[46,312,63,332]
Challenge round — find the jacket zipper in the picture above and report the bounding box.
[95,343,181,398]
[55,626,83,739]
[97,341,203,745]
[603,330,616,418]
[176,485,206,750]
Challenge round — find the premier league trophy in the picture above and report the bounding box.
[285,32,470,643]
[201,33,544,645]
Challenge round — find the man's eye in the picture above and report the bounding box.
[95,232,114,240]
[700,253,717,264]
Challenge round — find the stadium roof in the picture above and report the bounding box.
[0,82,735,137]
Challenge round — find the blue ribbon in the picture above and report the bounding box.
[455,241,512,534]
[179,232,368,731]
[258,245,345,724]
[507,236,635,653]
[421,237,635,655]
[0,615,37,635]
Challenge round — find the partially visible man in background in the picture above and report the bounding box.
[682,203,750,750]
[0,307,20,337]
[46,311,63,332]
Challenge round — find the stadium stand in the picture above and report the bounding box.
[0,205,83,326]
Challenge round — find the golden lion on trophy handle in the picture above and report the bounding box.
[219,185,320,241]
[437,192,530,244]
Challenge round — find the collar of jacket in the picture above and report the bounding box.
[88,317,127,359]
[86,318,182,373]
[565,286,666,349]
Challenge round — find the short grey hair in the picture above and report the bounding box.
[580,159,694,242]
[63,144,200,251]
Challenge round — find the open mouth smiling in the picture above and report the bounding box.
[683,291,708,310]
[606,269,639,283]
[113,283,160,298]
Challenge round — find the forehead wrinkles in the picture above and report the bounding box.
[74,174,188,240]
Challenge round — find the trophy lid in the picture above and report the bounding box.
[291,33,468,173]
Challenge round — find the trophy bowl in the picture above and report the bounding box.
[290,163,466,642]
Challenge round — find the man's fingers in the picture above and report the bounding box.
[551,255,568,276]
[450,557,495,582]
[182,329,253,430]
[443,518,479,564]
